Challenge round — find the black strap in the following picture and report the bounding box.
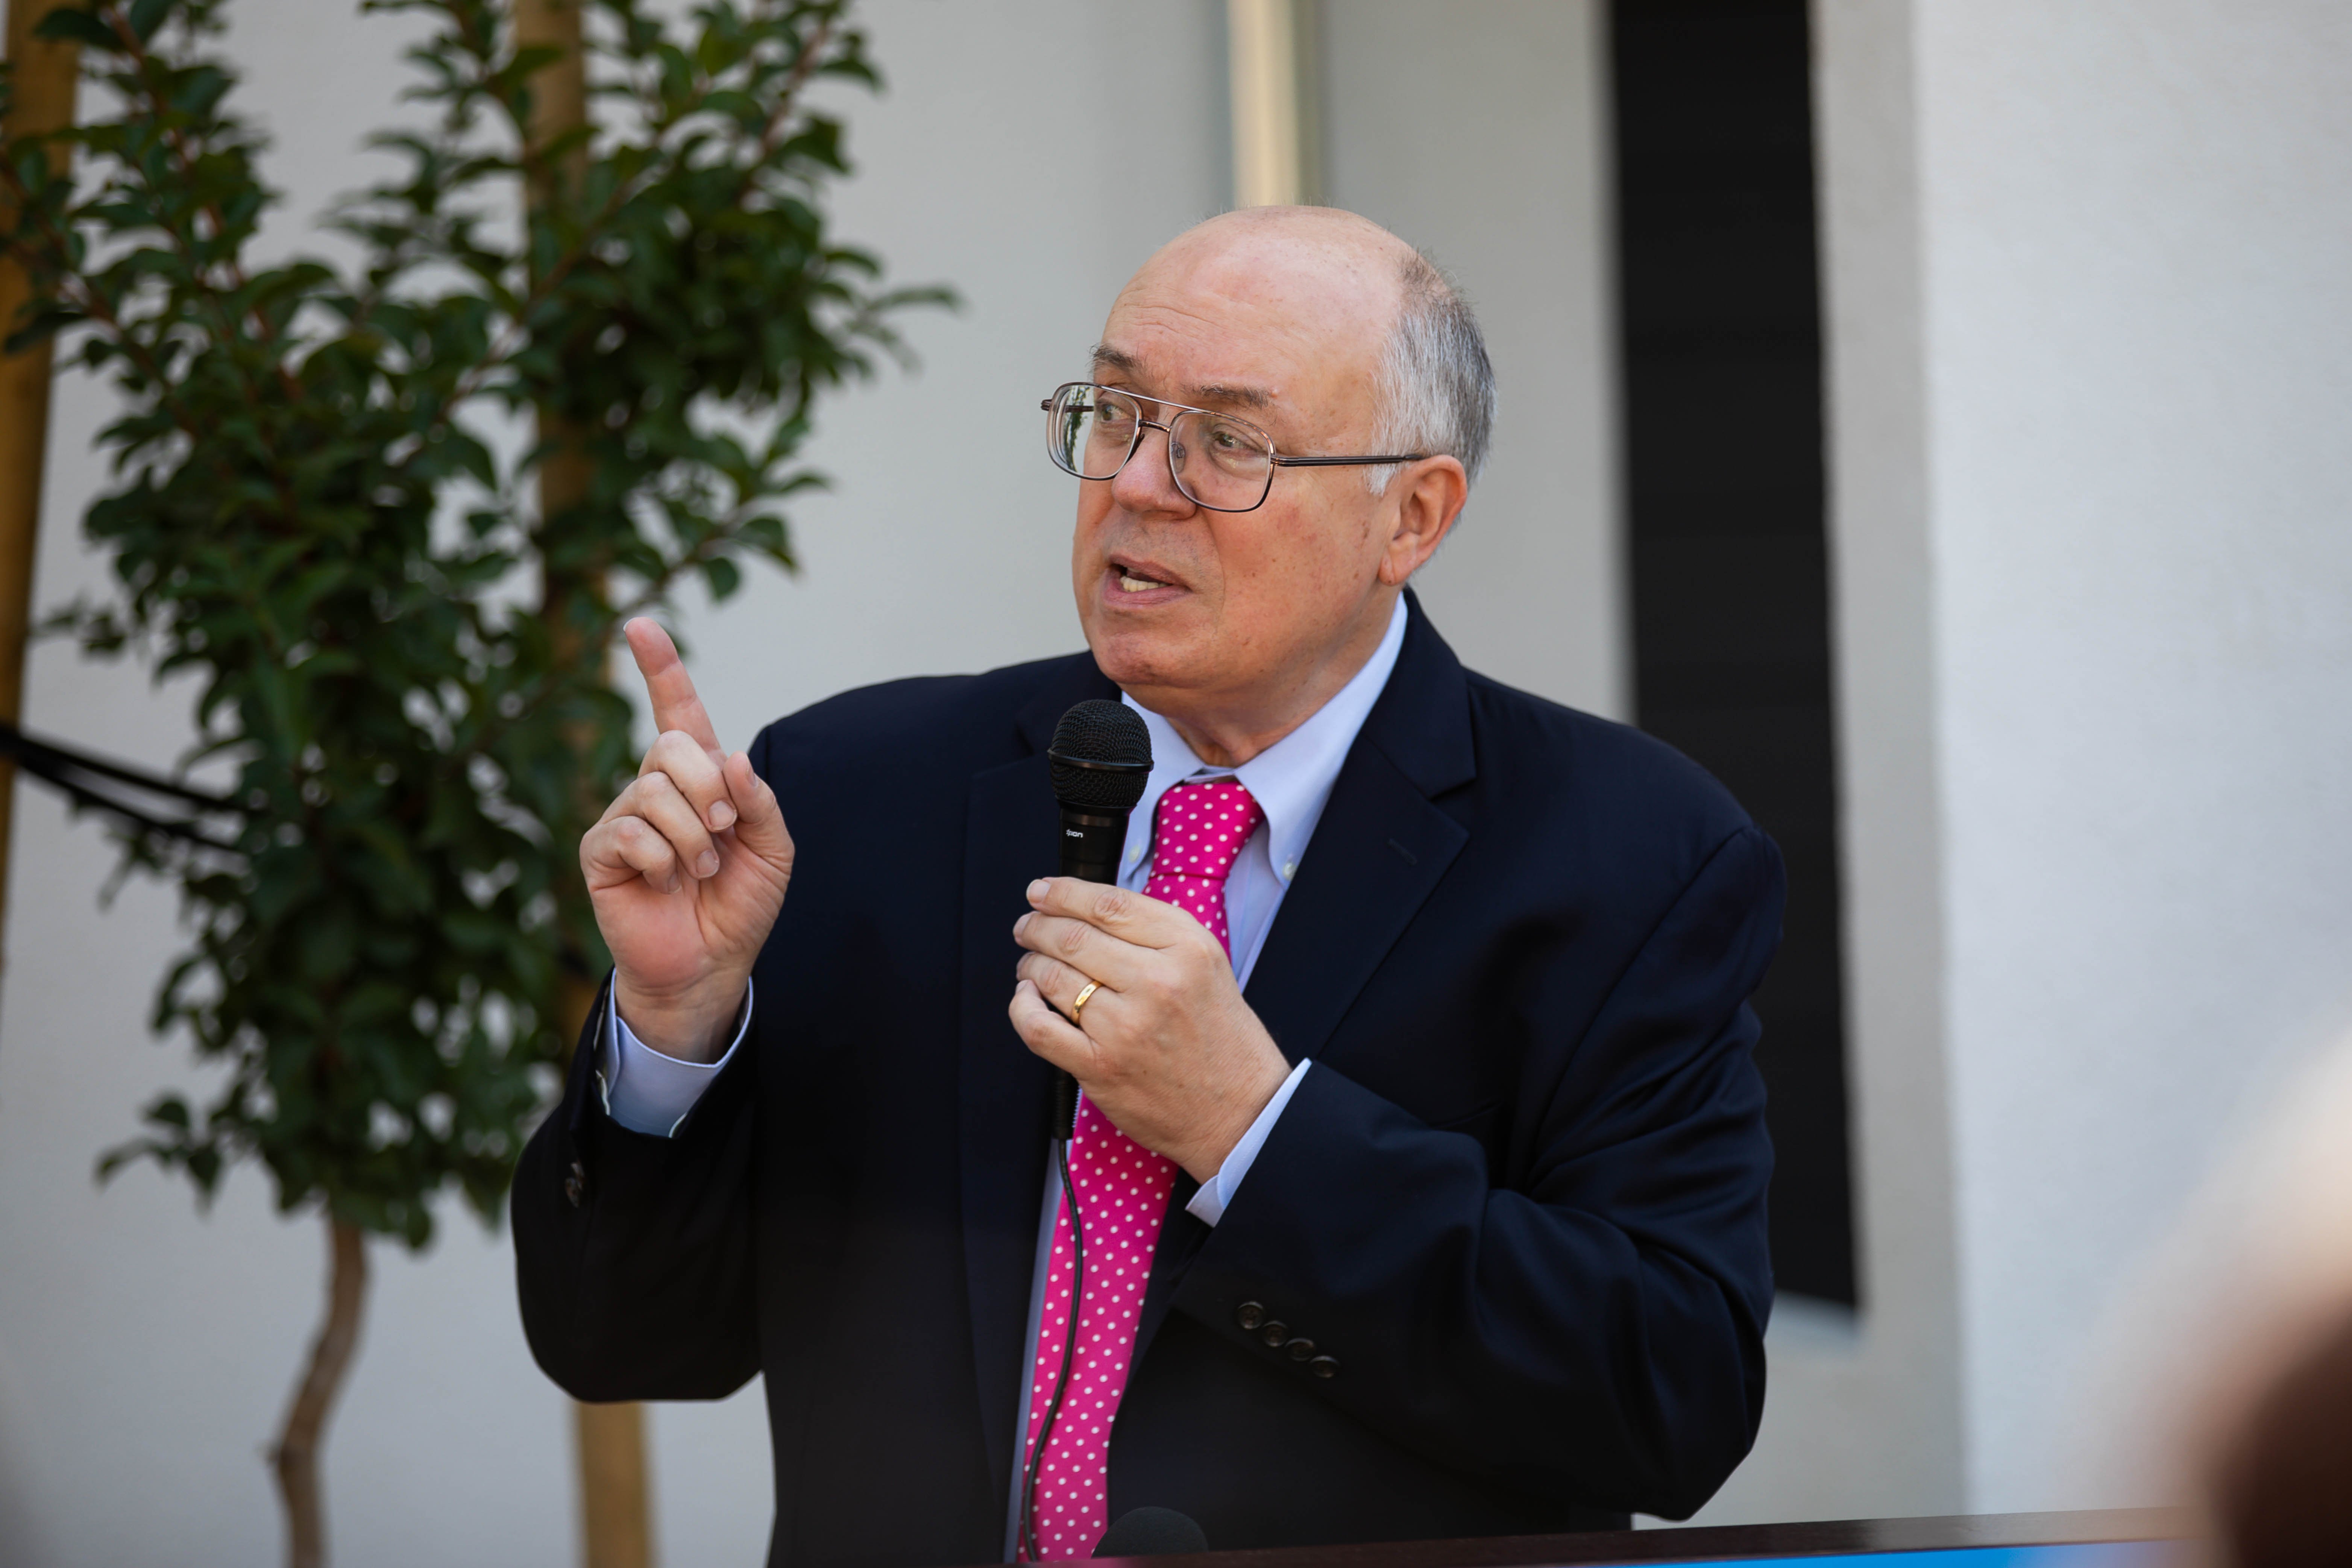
[0,719,243,852]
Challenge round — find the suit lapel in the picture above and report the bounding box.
[1240,748,1470,1068]
[1135,593,1476,1359]
[957,663,1118,1512]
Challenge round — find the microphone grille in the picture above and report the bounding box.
[1048,700,1152,812]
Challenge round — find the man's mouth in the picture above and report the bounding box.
[1111,558,1179,594]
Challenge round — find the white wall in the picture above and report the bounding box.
[1319,0,1626,719]
[1705,0,2352,1527]
[1915,0,2352,1511]
[680,4,1230,746]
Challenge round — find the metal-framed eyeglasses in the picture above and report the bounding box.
[1041,382,1428,514]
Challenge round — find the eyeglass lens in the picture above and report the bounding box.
[1047,385,1275,511]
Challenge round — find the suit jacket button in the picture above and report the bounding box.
[1285,1338,1316,1360]
[564,1160,586,1208]
[1235,1301,1266,1331]
[1310,1356,1339,1378]
[1259,1321,1289,1349]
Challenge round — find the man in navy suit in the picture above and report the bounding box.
[513,207,1782,1566]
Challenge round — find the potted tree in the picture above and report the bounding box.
[0,2,945,1562]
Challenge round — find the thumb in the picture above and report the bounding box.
[719,750,793,867]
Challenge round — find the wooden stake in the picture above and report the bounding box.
[509,3,654,1563]
[555,971,652,1568]
[0,0,82,948]
[575,1396,656,1568]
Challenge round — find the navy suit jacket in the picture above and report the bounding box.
[514,594,1782,1568]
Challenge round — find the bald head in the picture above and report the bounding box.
[1119,208,1416,380]
[1105,208,1492,490]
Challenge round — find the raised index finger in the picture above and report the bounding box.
[625,618,723,754]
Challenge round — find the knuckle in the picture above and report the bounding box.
[617,817,669,856]
[643,730,701,776]
[1093,886,1132,922]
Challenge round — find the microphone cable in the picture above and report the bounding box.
[1023,700,1146,1559]
[1019,1133,1086,1562]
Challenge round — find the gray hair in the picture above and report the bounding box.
[1367,250,1495,497]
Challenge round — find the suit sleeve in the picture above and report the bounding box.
[511,973,763,1402]
[1170,824,1782,1519]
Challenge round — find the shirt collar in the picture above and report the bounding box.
[1121,594,1410,883]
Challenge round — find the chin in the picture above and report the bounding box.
[1083,622,1207,695]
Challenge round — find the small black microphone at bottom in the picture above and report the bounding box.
[1094,1506,1209,1558]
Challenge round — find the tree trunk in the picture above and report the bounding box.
[510,3,656,1563]
[0,0,82,959]
[272,1216,369,1568]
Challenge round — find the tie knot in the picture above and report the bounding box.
[1150,778,1264,883]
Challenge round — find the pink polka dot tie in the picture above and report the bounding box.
[1019,779,1265,1560]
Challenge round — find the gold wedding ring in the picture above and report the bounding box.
[1070,980,1101,1022]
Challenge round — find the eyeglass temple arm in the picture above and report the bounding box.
[1038,398,1427,469]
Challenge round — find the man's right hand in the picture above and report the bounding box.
[581,618,796,1061]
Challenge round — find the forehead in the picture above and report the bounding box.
[1094,232,1396,428]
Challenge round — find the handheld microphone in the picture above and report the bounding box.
[1021,700,1153,1561]
[1043,700,1152,1137]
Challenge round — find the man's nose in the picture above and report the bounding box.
[1107,423,1197,518]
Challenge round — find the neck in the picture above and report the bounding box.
[1144,592,1399,768]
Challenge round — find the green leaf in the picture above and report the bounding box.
[32,6,119,50]
[126,0,175,43]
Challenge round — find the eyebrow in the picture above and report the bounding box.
[1089,343,1275,411]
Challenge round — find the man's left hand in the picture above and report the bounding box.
[1009,876,1291,1182]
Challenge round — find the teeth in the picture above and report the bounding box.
[1118,572,1167,592]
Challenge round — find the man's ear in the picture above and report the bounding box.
[1378,456,1470,585]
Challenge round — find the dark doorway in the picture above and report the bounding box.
[1609,0,1856,1305]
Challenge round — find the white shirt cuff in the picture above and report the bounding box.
[596,979,753,1137]
[1184,1058,1311,1226]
